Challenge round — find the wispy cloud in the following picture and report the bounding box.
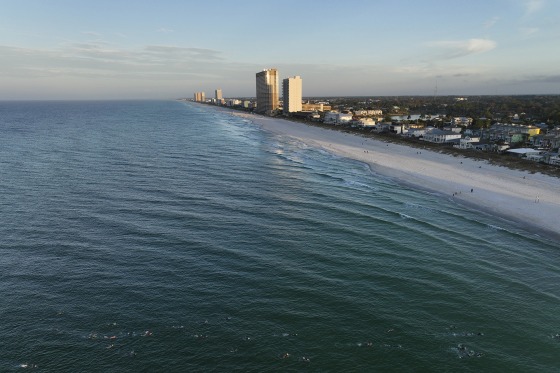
[0,42,226,81]
[143,45,223,60]
[427,38,497,60]
[156,28,173,33]
[530,74,560,83]
[519,27,539,37]
[81,31,102,37]
[483,16,500,29]
[524,0,544,16]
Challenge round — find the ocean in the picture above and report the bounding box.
[0,100,558,372]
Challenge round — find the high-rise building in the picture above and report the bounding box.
[215,89,223,101]
[255,69,279,114]
[194,92,205,102]
[282,76,302,114]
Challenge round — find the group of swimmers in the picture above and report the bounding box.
[279,353,310,363]
[456,344,484,358]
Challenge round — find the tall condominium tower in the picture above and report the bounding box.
[282,76,302,114]
[215,89,223,100]
[194,92,205,102]
[255,68,279,114]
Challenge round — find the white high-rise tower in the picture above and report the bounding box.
[282,76,302,114]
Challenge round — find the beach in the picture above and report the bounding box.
[224,109,560,240]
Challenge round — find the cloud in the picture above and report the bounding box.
[81,31,102,37]
[427,38,497,59]
[483,16,500,29]
[0,42,226,81]
[156,28,173,33]
[143,45,223,60]
[519,27,539,37]
[530,74,560,83]
[524,0,544,16]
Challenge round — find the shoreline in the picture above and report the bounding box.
[193,103,560,241]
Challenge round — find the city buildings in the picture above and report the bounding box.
[282,76,302,114]
[194,92,205,102]
[215,89,222,101]
[255,68,279,115]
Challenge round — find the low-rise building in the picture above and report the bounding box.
[422,129,462,144]
[406,128,426,137]
[302,103,332,112]
[323,112,353,125]
[548,153,560,166]
[488,123,541,143]
[453,117,473,126]
[355,117,376,127]
[453,136,481,150]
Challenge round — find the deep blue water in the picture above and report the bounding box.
[0,100,559,372]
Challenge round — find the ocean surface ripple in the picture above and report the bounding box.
[0,100,559,372]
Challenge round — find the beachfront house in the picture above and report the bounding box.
[323,112,353,125]
[406,128,427,137]
[355,117,376,128]
[548,153,560,166]
[422,129,462,144]
[453,136,481,150]
[488,123,541,144]
[506,148,542,158]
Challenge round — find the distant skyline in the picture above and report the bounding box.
[1,0,559,100]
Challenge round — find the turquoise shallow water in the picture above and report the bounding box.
[0,100,559,372]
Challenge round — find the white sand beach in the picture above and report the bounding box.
[213,106,560,240]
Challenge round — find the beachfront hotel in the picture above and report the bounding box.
[282,76,302,114]
[215,89,222,100]
[194,92,205,102]
[255,68,279,115]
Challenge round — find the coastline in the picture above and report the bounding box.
[196,103,560,241]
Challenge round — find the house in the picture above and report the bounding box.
[422,129,462,143]
[406,128,426,137]
[453,136,481,150]
[453,117,473,126]
[355,117,376,127]
[548,153,560,166]
[506,148,541,158]
[541,127,560,149]
[443,126,463,133]
[323,111,353,125]
[366,109,383,116]
[488,123,541,144]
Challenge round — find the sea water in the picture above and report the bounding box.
[0,100,558,372]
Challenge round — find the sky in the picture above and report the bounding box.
[1,0,559,99]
